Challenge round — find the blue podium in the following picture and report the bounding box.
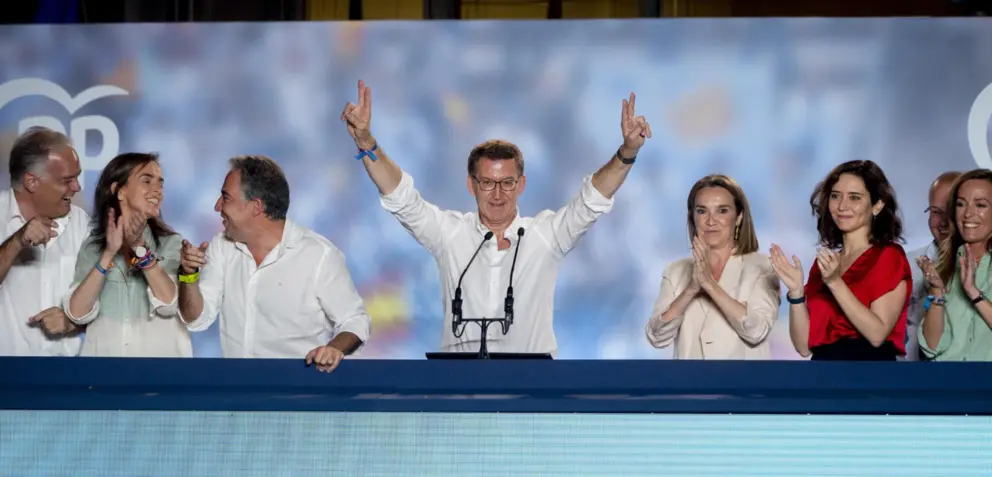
[1,358,991,476]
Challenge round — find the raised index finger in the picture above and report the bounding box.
[629,92,636,115]
[357,80,366,106]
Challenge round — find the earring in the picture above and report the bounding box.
[734,225,740,242]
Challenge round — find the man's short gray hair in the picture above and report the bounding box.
[9,127,72,187]
[229,155,291,220]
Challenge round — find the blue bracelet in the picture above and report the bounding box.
[355,143,378,162]
[95,262,110,275]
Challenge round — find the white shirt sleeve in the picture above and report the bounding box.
[379,171,464,257]
[315,246,372,351]
[540,174,615,258]
[182,234,226,332]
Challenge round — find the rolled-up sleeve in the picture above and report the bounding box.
[64,283,99,325]
[645,264,682,348]
[735,270,780,346]
[546,174,615,258]
[148,236,182,317]
[380,171,460,257]
[181,234,226,332]
[918,313,953,359]
[63,240,100,325]
[316,247,372,352]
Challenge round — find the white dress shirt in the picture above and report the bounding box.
[905,241,937,361]
[0,189,87,356]
[184,220,372,358]
[380,171,614,356]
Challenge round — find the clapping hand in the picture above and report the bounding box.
[105,209,124,255]
[770,244,804,296]
[691,236,716,293]
[341,80,373,149]
[122,209,148,247]
[959,246,980,299]
[816,248,841,285]
[621,92,652,152]
[915,256,945,293]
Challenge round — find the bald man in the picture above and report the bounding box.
[906,171,961,361]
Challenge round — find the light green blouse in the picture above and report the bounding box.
[64,226,190,357]
[918,246,992,361]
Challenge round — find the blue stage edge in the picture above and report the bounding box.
[0,358,989,415]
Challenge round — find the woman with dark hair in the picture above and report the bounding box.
[770,160,911,360]
[64,153,190,357]
[646,174,780,359]
[917,169,992,361]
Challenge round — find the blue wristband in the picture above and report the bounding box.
[355,143,378,162]
[95,262,110,275]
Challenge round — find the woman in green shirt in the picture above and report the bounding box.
[917,169,992,361]
[64,153,190,357]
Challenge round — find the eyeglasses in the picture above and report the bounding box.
[474,176,519,192]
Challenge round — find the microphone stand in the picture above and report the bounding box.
[451,228,524,359]
[428,228,550,360]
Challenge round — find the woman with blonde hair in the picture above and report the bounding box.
[646,174,780,359]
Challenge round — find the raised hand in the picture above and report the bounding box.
[180,240,209,275]
[915,256,945,293]
[122,209,148,247]
[16,217,58,247]
[769,244,804,295]
[816,248,841,285]
[621,92,652,151]
[691,235,715,293]
[960,247,980,299]
[105,209,124,255]
[341,79,373,148]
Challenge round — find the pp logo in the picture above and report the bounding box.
[0,78,129,188]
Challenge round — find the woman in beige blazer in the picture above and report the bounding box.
[646,174,781,359]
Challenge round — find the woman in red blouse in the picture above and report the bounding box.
[769,160,911,360]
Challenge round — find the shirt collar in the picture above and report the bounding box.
[234,219,302,260]
[4,189,72,231]
[281,219,303,249]
[473,211,524,243]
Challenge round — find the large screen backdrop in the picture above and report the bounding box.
[1,19,990,359]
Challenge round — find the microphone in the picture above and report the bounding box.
[504,227,525,329]
[452,231,494,336]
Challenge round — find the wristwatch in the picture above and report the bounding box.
[616,146,636,165]
[971,291,987,305]
[133,245,148,258]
